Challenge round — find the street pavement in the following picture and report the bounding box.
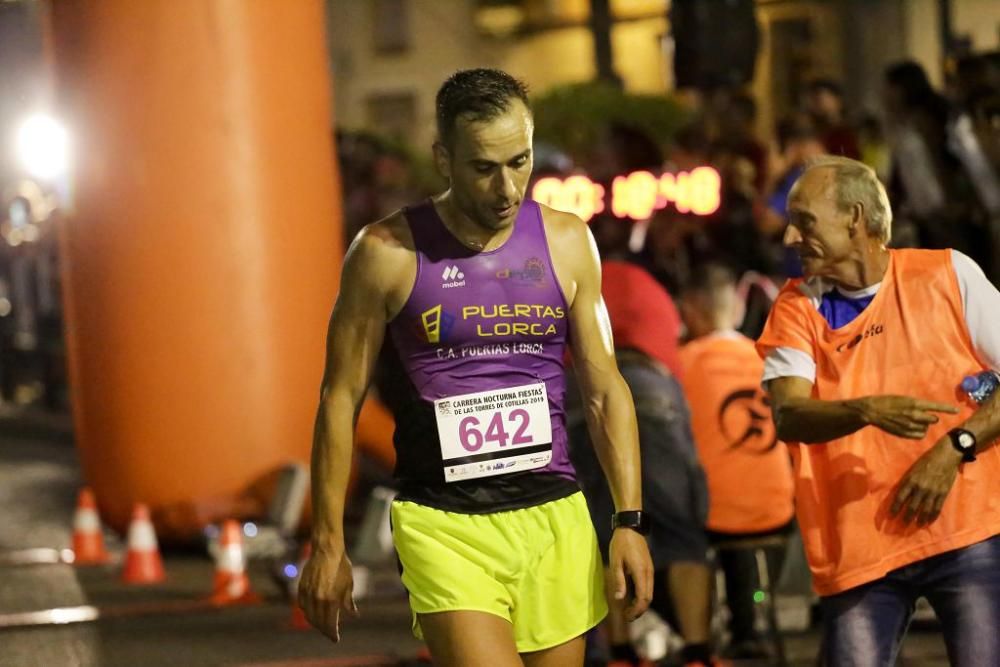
[0,413,953,667]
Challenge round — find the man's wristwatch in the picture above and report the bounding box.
[948,428,978,463]
[612,510,650,536]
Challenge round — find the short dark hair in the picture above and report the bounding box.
[884,60,936,106]
[685,262,736,296]
[435,68,530,148]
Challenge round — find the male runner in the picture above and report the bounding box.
[298,68,653,667]
[758,155,1000,665]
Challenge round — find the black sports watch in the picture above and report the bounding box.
[612,510,650,536]
[948,428,978,463]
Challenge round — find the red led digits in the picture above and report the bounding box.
[531,167,721,222]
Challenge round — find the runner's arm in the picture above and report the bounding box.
[565,226,641,511]
[310,229,392,551]
[548,210,651,618]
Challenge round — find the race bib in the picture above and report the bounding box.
[434,382,553,482]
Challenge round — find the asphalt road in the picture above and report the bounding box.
[0,418,952,667]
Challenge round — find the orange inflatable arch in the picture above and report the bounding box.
[49,1,395,542]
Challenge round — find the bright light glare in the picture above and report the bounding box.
[15,114,70,180]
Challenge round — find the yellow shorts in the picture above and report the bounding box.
[390,491,608,653]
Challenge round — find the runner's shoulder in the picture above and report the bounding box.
[537,202,588,235]
[344,210,416,296]
[353,210,416,257]
[536,202,592,251]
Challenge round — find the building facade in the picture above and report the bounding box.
[327,0,1000,151]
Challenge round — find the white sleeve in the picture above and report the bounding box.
[951,249,1000,371]
[762,346,817,383]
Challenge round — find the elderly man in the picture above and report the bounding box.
[757,155,1000,665]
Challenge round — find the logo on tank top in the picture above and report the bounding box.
[462,303,565,338]
[835,323,885,352]
[419,304,455,344]
[495,257,546,284]
[441,265,466,289]
[719,387,777,453]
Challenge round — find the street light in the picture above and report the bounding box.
[14,113,70,182]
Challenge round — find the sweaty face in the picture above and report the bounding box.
[439,99,534,231]
[783,168,855,277]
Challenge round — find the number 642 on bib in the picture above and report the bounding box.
[434,382,553,482]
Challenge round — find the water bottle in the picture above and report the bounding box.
[960,370,1000,404]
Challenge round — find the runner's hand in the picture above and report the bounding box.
[861,396,959,439]
[891,436,963,525]
[298,544,358,642]
[609,528,653,622]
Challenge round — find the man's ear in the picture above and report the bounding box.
[849,202,864,236]
[432,141,451,182]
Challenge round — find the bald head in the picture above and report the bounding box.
[784,156,892,279]
[793,156,892,243]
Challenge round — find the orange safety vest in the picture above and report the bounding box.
[757,248,1000,596]
[680,333,794,534]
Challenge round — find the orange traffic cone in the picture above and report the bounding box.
[209,519,260,605]
[289,542,312,630]
[121,503,165,584]
[71,487,110,565]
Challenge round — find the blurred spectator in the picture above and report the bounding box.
[589,122,664,181]
[883,59,1000,275]
[713,92,769,193]
[335,130,433,244]
[759,114,825,276]
[947,54,1000,281]
[336,130,382,241]
[803,78,861,159]
[967,86,1000,178]
[590,213,634,262]
[984,51,1000,92]
[948,53,994,109]
[638,209,702,295]
[679,263,795,660]
[567,261,718,667]
[882,60,978,253]
[669,122,713,174]
[857,113,891,182]
[766,114,826,221]
[882,60,950,217]
[701,179,775,277]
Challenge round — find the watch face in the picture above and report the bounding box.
[958,433,975,449]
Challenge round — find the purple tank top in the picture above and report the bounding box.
[384,199,578,512]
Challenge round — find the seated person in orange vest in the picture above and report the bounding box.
[679,263,795,659]
[758,155,1000,665]
[567,260,719,667]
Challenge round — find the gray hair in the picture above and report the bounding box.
[802,155,893,242]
